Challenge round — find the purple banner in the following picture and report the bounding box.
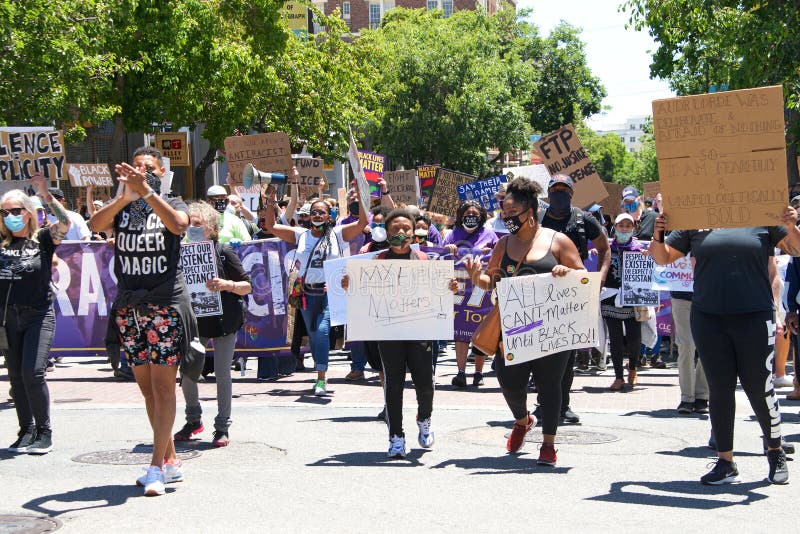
[656,293,672,336]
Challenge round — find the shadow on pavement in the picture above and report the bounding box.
[621,408,709,420]
[655,446,762,459]
[23,484,170,516]
[588,480,770,509]
[431,455,572,475]
[297,416,383,424]
[307,449,429,467]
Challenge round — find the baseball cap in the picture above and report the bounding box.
[621,186,639,201]
[47,187,65,199]
[206,185,227,197]
[93,200,104,208]
[614,213,635,225]
[29,196,44,211]
[298,203,312,216]
[548,174,574,191]
[791,195,800,208]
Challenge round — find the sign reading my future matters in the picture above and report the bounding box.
[496,271,601,366]
[0,129,66,181]
[652,85,787,230]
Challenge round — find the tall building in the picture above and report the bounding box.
[594,115,649,153]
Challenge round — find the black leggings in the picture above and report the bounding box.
[691,308,781,451]
[378,341,434,438]
[5,305,56,433]
[495,350,570,435]
[604,316,642,379]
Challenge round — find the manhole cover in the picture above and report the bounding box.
[511,429,620,445]
[72,446,202,465]
[0,514,62,533]
[53,398,91,404]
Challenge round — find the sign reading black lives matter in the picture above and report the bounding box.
[0,129,66,181]
[621,251,660,306]
[180,241,223,317]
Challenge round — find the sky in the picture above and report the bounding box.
[517,0,675,130]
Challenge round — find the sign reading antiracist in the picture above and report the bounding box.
[0,129,66,181]
[224,132,293,187]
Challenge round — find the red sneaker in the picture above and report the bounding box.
[507,414,535,453]
[537,442,558,466]
[173,421,204,441]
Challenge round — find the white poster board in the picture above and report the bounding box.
[620,251,660,306]
[324,251,381,326]
[345,259,454,340]
[496,271,601,365]
[180,241,223,317]
[347,127,371,216]
[502,164,550,198]
[652,254,694,292]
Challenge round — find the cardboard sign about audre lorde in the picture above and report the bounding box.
[0,129,65,181]
[652,85,787,230]
[497,271,601,365]
[180,241,222,317]
[345,259,454,341]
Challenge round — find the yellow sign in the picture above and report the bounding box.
[283,2,309,36]
[154,132,190,166]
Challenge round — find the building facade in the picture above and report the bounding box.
[594,115,649,153]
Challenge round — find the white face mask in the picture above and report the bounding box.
[225,203,237,215]
[371,226,387,243]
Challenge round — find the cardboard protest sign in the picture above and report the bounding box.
[155,132,189,166]
[534,124,608,209]
[600,182,626,218]
[180,241,223,317]
[417,164,439,203]
[347,128,371,216]
[337,187,348,219]
[0,129,65,181]
[502,165,550,197]
[223,132,293,186]
[496,271,601,365]
[66,163,113,187]
[457,175,508,212]
[652,85,787,229]
[427,168,476,218]
[384,170,419,206]
[345,259,454,340]
[357,150,385,197]
[652,254,694,292]
[642,181,660,201]
[292,156,326,198]
[620,251,660,306]
[233,184,261,213]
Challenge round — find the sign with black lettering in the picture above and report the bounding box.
[417,164,439,204]
[534,124,608,209]
[67,163,113,187]
[426,168,476,218]
[652,85,787,230]
[155,132,189,166]
[180,241,222,317]
[224,132,293,187]
[457,175,507,212]
[620,251,660,306]
[0,129,66,181]
[292,156,326,198]
[384,170,419,206]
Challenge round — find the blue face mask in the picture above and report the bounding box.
[186,226,206,242]
[371,222,385,229]
[330,207,338,220]
[624,201,639,213]
[4,214,25,232]
[615,231,633,244]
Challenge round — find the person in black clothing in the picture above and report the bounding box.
[464,178,585,466]
[3,174,71,455]
[537,174,610,424]
[651,207,800,486]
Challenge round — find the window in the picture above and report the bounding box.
[629,136,636,143]
[427,0,439,10]
[342,1,350,18]
[443,0,453,16]
[369,2,381,29]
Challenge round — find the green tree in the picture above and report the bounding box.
[577,124,629,183]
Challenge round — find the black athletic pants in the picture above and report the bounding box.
[496,350,570,435]
[537,350,576,414]
[378,341,434,438]
[604,316,642,379]
[691,308,781,451]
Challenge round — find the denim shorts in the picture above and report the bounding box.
[115,304,184,366]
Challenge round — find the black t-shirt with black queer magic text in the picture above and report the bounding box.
[0,228,56,308]
[666,226,786,315]
[114,196,189,291]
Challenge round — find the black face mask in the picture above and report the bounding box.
[145,171,161,194]
[462,214,481,230]
[348,201,360,216]
[371,239,390,251]
[212,199,227,213]
[547,190,572,217]
[503,213,527,235]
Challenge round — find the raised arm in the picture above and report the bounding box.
[777,206,800,257]
[378,177,395,208]
[263,185,298,243]
[649,212,687,265]
[31,174,70,244]
[284,167,300,223]
[340,185,369,242]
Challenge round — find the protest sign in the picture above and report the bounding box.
[155,132,189,166]
[417,164,439,203]
[347,128,371,216]
[67,163,114,188]
[656,294,672,337]
[233,183,262,213]
[224,132,293,186]
[496,271,601,365]
[180,241,223,317]
[337,187,348,218]
[324,250,382,326]
[457,175,508,212]
[358,150,386,197]
[643,181,660,200]
[427,168,476,218]
[652,254,694,292]
[534,124,608,209]
[600,182,626,218]
[345,259,454,340]
[502,165,550,197]
[293,156,327,198]
[620,251,660,306]
[384,170,419,206]
[0,128,65,181]
[652,85,787,230]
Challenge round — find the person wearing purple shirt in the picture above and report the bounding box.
[444,200,499,388]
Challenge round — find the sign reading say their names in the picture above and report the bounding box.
[384,170,419,206]
[224,132,293,187]
[534,124,609,209]
[0,128,65,181]
[620,251,660,306]
[345,259,455,341]
[496,271,601,365]
[67,163,114,187]
[427,168,475,218]
[651,85,787,230]
[457,175,507,212]
[180,241,223,317]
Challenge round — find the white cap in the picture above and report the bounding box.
[92,200,103,208]
[206,185,227,197]
[29,196,44,210]
[614,213,635,225]
[297,203,312,216]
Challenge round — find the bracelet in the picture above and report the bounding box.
[381,189,389,195]
[142,189,155,201]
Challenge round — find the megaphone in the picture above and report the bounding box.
[242,163,287,189]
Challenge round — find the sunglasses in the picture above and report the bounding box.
[0,208,25,217]
[309,209,328,216]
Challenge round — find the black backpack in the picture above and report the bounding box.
[539,206,588,260]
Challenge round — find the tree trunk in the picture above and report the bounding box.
[786,108,800,194]
[110,74,127,166]
[194,145,218,199]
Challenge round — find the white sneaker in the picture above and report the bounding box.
[137,459,183,486]
[774,375,794,388]
[313,380,327,397]
[142,466,166,496]
[387,435,407,458]
[417,418,435,448]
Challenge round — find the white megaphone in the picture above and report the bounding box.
[242,163,287,189]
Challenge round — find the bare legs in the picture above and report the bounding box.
[133,363,178,467]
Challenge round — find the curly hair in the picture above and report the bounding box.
[132,145,164,164]
[455,199,487,229]
[384,208,415,230]
[505,177,543,217]
[188,201,220,238]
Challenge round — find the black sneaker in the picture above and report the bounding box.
[376,406,386,420]
[677,401,694,414]
[27,430,52,455]
[767,448,789,484]
[762,436,795,455]
[173,420,204,441]
[451,373,467,388]
[472,372,484,387]
[561,407,580,424]
[693,399,709,414]
[700,458,740,485]
[8,428,36,453]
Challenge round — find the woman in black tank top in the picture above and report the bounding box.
[464,178,585,467]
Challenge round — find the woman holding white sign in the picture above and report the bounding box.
[263,182,368,396]
[464,178,584,467]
